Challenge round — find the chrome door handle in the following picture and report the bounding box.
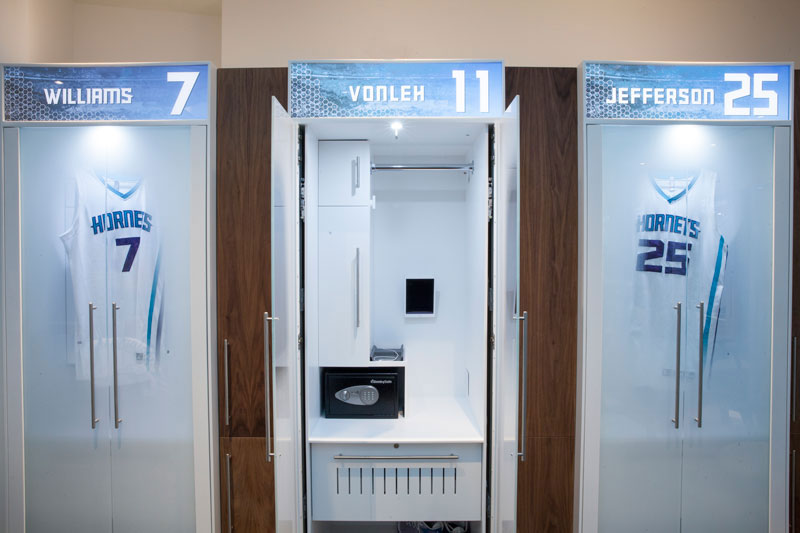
[793,337,797,423]
[224,338,230,427]
[793,449,797,532]
[672,303,681,429]
[333,454,460,461]
[88,303,99,429]
[355,248,360,328]
[112,302,121,428]
[264,312,277,462]
[514,311,528,461]
[225,452,233,533]
[695,302,704,428]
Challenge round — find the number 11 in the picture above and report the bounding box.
[452,70,490,113]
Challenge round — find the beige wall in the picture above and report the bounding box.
[222,0,800,67]
[0,0,220,65]
[72,3,221,65]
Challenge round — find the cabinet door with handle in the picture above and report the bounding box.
[220,438,275,533]
[318,206,371,366]
[318,141,371,206]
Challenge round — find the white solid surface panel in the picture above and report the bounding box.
[371,170,471,401]
[318,141,371,207]
[310,443,482,522]
[308,395,482,444]
[271,98,304,533]
[318,206,371,367]
[491,99,520,533]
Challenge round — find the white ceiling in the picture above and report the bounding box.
[75,0,221,16]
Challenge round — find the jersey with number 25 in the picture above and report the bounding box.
[61,170,163,382]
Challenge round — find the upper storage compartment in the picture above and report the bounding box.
[318,140,371,206]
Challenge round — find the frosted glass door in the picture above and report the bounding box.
[595,124,691,532]
[679,126,774,532]
[104,126,197,532]
[20,127,113,533]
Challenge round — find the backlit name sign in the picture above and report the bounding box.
[289,61,504,118]
[2,64,209,121]
[584,62,792,121]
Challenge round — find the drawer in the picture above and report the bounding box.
[311,443,482,522]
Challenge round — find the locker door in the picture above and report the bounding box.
[271,98,305,532]
[11,126,114,533]
[490,97,521,532]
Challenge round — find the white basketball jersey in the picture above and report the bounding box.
[627,169,728,379]
[61,170,163,383]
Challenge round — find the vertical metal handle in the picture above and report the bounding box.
[264,312,277,462]
[695,302,704,428]
[112,303,121,428]
[793,449,797,532]
[224,339,231,427]
[672,302,681,429]
[513,311,529,461]
[355,248,360,328]
[88,303,99,429]
[356,156,361,189]
[225,452,233,533]
[793,337,797,422]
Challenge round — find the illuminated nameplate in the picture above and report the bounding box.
[2,64,209,122]
[584,62,792,121]
[290,61,504,118]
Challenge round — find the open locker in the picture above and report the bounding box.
[267,61,524,533]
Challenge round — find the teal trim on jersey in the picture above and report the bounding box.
[146,249,162,370]
[93,172,141,200]
[106,180,141,200]
[651,174,699,204]
[703,235,725,364]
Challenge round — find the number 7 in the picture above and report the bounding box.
[167,71,199,115]
[116,237,141,272]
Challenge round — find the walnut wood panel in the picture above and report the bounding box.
[506,67,579,440]
[516,436,575,532]
[792,434,799,532]
[217,68,287,438]
[220,437,276,532]
[792,70,799,436]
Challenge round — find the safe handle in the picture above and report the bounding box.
[88,303,99,429]
[695,302,704,428]
[112,303,122,429]
[672,302,681,429]
[514,311,529,461]
[264,312,277,462]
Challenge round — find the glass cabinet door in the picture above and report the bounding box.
[104,126,197,532]
[20,126,113,533]
[679,126,774,532]
[595,124,690,533]
[18,125,198,532]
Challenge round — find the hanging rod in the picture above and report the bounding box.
[371,162,473,173]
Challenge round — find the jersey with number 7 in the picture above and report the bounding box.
[61,170,163,383]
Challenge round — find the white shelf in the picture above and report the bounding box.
[308,395,483,444]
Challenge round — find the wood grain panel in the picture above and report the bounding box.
[792,69,799,436]
[506,67,579,440]
[516,436,575,532]
[217,68,287,438]
[220,437,276,532]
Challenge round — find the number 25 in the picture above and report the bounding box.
[724,72,779,116]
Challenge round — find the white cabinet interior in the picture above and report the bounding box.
[304,121,491,529]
